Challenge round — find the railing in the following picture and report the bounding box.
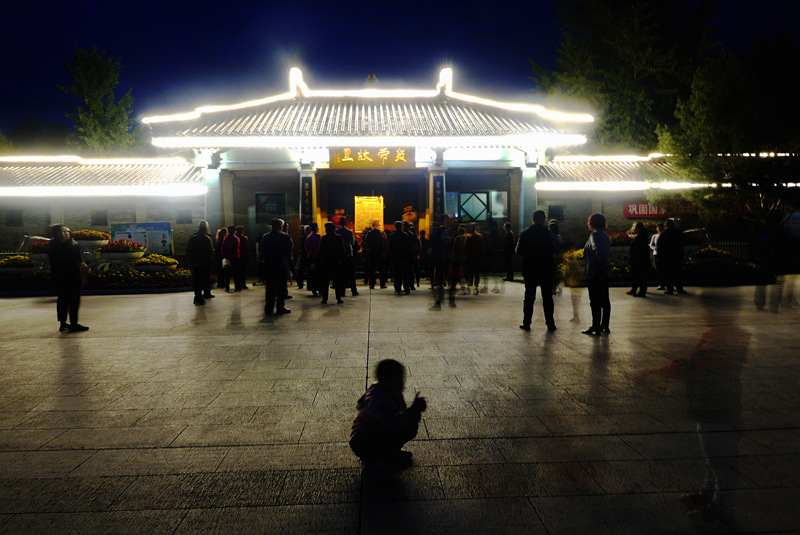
[712,241,751,259]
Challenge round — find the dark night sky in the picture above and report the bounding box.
[1,0,797,136]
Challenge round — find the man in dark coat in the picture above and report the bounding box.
[364,220,387,289]
[259,218,293,315]
[657,219,687,294]
[516,210,558,331]
[318,221,346,304]
[388,221,411,295]
[186,220,215,306]
[335,216,359,296]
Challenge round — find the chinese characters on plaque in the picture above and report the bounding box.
[330,147,415,169]
[301,176,313,225]
[623,200,668,219]
[433,175,445,225]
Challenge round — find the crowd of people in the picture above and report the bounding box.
[182,212,692,328]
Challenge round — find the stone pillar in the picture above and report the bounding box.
[202,168,222,231]
[519,167,538,230]
[220,170,235,227]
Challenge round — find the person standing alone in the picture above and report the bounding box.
[582,213,611,336]
[48,224,90,332]
[259,218,292,315]
[516,210,558,332]
[186,220,215,306]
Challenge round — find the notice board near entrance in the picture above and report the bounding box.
[355,196,384,231]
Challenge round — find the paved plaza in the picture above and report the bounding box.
[0,276,798,534]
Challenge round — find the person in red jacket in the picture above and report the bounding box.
[350,359,427,480]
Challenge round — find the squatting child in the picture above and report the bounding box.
[349,359,427,480]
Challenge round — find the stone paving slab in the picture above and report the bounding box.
[1,276,799,533]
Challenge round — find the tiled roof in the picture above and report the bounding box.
[147,97,571,141]
[536,159,679,182]
[0,159,203,187]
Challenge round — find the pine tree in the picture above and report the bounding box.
[61,45,141,154]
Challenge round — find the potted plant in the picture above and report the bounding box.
[71,229,111,248]
[131,254,179,272]
[26,240,51,262]
[0,255,37,274]
[100,239,146,260]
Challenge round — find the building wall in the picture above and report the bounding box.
[0,196,205,254]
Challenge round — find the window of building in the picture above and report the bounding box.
[91,209,108,226]
[255,193,287,223]
[458,191,489,221]
[6,209,23,227]
[176,209,193,224]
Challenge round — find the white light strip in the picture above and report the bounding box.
[552,153,666,163]
[535,181,713,192]
[0,155,191,166]
[151,133,587,150]
[143,68,594,125]
[0,184,208,197]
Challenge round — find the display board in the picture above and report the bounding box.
[355,196,384,231]
[110,222,173,255]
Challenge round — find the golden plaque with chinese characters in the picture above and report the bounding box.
[329,147,415,169]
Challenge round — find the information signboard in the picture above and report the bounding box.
[355,196,384,232]
[110,222,173,255]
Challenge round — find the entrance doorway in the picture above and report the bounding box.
[317,171,427,232]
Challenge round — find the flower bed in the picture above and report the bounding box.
[608,232,633,246]
[131,254,179,266]
[0,267,195,293]
[100,239,146,253]
[0,255,36,268]
[26,240,51,254]
[71,229,112,241]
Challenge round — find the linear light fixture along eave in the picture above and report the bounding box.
[142,68,594,125]
[535,181,713,192]
[0,184,208,198]
[0,155,191,166]
[150,133,588,150]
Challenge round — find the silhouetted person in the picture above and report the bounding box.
[318,221,345,304]
[364,220,387,289]
[516,210,558,332]
[214,227,227,288]
[186,220,215,306]
[627,221,650,297]
[48,224,89,332]
[305,222,321,296]
[465,224,486,295]
[259,218,292,315]
[388,221,411,295]
[335,216,359,296]
[657,219,687,294]
[582,213,611,335]
[650,222,665,290]
[350,359,427,481]
[220,225,239,292]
